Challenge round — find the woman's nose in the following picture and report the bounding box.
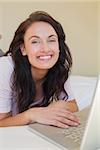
[40,41,49,52]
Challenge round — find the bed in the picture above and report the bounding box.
[69,75,97,110]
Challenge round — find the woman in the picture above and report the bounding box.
[0,11,80,127]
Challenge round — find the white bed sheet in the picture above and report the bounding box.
[69,75,97,110]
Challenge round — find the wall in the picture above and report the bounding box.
[0,4,4,49]
[98,2,100,74]
[0,1,98,76]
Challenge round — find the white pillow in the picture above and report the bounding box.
[69,75,97,110]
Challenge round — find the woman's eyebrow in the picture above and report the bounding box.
[28,36,40,40]
[28,35,57,40]
[48,35,58,38]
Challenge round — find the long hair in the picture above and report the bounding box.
[5,11,72,113]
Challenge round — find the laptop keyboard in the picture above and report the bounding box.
[61,121,86,144]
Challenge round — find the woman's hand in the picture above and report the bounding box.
[27,100,80,128]
[49,99,79,112]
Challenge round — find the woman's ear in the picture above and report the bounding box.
[20,44,27,56]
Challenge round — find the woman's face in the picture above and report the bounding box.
[21,21,59,71]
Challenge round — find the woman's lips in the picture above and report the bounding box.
[37,55,52,60]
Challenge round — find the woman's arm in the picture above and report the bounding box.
[48,99,79,113]
[0,100,80,128]
[0,111,29,127]
[0,112,11,120]
[65,99,79,112]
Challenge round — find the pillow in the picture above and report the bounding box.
[69,75,97,110]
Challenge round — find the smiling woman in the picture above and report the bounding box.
[0,11,79,127]
[21,21,59,70]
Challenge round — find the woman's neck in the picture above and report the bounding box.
[31,67,47,100]
[31,67,48,83]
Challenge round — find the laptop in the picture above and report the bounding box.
[28,76,100,150]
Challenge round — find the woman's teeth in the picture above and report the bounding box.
[39,55,52,60]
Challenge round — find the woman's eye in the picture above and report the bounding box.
[32,41,37,44]
[49,39,56,42]
[32,40,40,44]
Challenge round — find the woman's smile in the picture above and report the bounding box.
[21,21,59,70]
[37,54,53,61]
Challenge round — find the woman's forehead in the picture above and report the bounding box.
[24,21,57,38]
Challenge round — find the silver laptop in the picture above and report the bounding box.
[28,76,100,150]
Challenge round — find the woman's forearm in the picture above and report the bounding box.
[0,101,80,127]
[0,110,31,127]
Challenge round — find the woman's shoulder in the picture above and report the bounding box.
[0,55,14,68]
[0,55,14,77]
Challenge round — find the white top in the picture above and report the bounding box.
[0,56,75,115]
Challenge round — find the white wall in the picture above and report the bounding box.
[0,1,98,76]
[98,2,100,74]
[0,4,4,49]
